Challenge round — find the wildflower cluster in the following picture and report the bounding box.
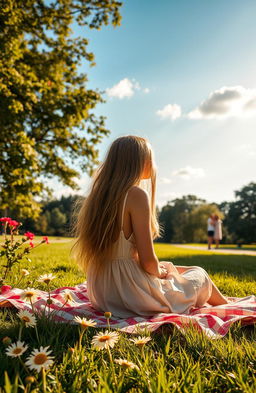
[3,276,153,392]
[0,216,49,283]
[3,303,151,391]
[1,218,152,390]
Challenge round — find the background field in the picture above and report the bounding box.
[185,243,256,251]
[0,241,256,392]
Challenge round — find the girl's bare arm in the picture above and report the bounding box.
[128,187,164,278]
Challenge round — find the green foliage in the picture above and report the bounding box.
[0,218,48,282]
[158,195,222,243]
[158,182,256,244]
[0,0,122,219]
[20,194,82,236]
[220,182,256,244]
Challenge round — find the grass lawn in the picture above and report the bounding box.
[185,243,256,251]
[0,241,256,392]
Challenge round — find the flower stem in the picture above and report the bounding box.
[51,299,67,318]
[78,328,86,350]
[15,275,24,287]
[41,367,46,393]
[107,317,110,330]
[3,265,9,280]
[19,356,29,374]
[18,323,23,341]
[29,299,35,315]
[35,324,40,345]
[29,299,40,344]
[107,346,117,385]
[47,288,51,316]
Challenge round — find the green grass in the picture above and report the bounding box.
[0,242,256,392]
[185,243,256,251]
[0,235,74,243]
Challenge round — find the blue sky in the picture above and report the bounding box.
[53,0,256,206]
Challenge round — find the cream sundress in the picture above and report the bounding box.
[87,191,212,318]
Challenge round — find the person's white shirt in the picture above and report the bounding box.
[207,217,215,231]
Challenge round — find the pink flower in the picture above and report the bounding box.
[24,231,35,240]
[29,242,34,248]
[1,285,12,294]
[0,217,12,223]
[42,236,49,244]
[8,220,20,227]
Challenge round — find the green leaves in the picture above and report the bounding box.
[222,182,256,244]
[0,0,122,218]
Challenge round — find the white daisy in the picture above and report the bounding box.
[25,346,54,372]
[74,316,97,329]
[91,330,119,350]
[38,273,56,285]
[21,269,30,276]
[129,336,152,346]
[6,341,28,357]
[20,288,38,303]
[114,358,139,370]
[63,290,75,304]
[17,310,36,327]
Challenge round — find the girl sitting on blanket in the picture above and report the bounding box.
[72,135,228,318]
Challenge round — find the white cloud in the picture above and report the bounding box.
[234,144,256,157]
[159,177,172,184]
[157,191,182,207]
[188,85,256,119]
[44,175,91,199]
[106,78,149,99]
[143,87,150,94]
[172,166,205,180]
[157,191,182,209]
[156,104,181,120]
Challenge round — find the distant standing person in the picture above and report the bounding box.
[213,214,222,249]
[207,214,215,250]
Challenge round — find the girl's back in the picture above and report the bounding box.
[87,187,211,318]
[87,187,171,318]
[75,136,221,318]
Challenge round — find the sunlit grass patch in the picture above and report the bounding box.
[0,242,256,391]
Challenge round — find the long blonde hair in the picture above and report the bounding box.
[72,135,160,274]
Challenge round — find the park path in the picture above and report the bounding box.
[174,244,256,256]
[51,239,256,256]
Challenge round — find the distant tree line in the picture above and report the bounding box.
[158,182,256,245]
[19,195,82,237]
[1,182,255,244]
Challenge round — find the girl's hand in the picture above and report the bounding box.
[159,267,168,279]
[159,261,179,275]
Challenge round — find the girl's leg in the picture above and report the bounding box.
[175,265,194,274]
[207,281,228,305]
[208,236,213,249]
[175,265,228,306]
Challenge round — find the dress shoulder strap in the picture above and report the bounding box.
[121,191,129,229]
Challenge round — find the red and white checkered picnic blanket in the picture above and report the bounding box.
[1,283,255,339]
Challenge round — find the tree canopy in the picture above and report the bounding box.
[12,182,255,243]
[158,183,256,244]
[158,195,222,243]
[0,0,122,218]
[220,182,256,244]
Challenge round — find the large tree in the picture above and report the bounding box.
[0,0,122,218]
[158,195,208,243]
[220,182,256,244]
